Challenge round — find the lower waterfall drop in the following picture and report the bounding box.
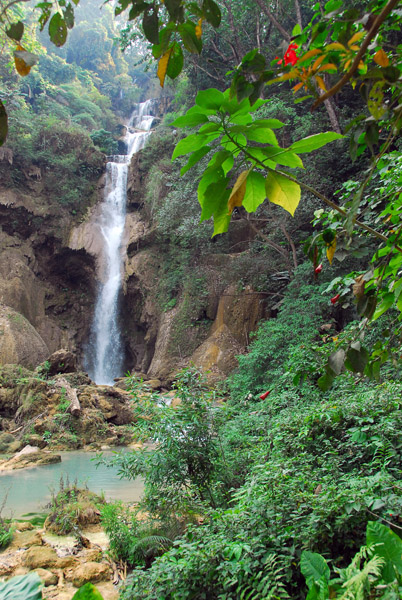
[86,100,154,385]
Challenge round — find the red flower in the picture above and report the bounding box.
[331,293,340,305]
[276,43,299,67]
[314,263,323,275]
[259,390,271,400]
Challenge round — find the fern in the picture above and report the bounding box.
[333,545,385,600]
[130,534,173,561]
[237,554,290,600]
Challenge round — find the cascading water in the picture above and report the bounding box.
[85,100,155,385]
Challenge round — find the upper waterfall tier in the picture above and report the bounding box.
[85,100,155,385]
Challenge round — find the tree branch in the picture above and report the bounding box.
[312,0,400,110]
[254,0,291,41]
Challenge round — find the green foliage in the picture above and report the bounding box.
[171,88,342,236]
[301,522,402,599]
[45,477,104,535]
[100,502,173,567]
[72,583,105,600]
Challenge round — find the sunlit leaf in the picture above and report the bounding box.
[326,237,336,264]
[157,48,172,87]
[265,172,301,216]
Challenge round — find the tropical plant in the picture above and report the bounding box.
[301,521,402,599]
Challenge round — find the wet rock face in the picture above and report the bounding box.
[0,304,49,368]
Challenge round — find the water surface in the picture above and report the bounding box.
[0,450,143,518]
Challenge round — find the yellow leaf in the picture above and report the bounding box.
[312,54,326,71]
[293,81,304,93]
[265,172,301,217]
[318,63,337,72]
[297,48,322,64]
[268,70,298,84]
[14,44,31,77]
[374,48,389,67]
[228,169,250,214]
[325,42,347,52]
[315,75,326,91]
[348,31,365,47]
[195,18,203,40]
[326,237,336,265]
[349,45,360,51]
[157,48,172,87]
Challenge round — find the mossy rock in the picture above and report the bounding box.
[44,487,105,535]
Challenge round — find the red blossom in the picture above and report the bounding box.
[331,293,340,305]
[259,390,271,400]
[314,263,323,275]
[276,43,299,67]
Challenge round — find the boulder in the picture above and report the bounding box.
[9,529,43,550]
[46,349,77,375]
[0,432,21,453]
[34,568,58,587]
[69,561,110,587]
[0,445,61,471]
[22,546,60,569]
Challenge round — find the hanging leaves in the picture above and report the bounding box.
[6,21,24,41]
[49,13,68,46]
[143,5,160,44]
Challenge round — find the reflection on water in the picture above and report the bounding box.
[0,450,143,518]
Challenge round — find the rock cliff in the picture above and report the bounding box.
[0,126,270,384]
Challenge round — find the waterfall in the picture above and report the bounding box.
[85,100,155,385]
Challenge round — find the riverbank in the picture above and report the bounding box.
[0,519,120,599]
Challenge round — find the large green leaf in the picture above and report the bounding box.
[171,112,209,127]
[49,13,67,46]
[180,146,211,175]
[300,551,330,588]
[265,172,301,216]
[202,182,231,236]
[72,583,105,599]
[208,150,233,175]
[6,21,24,41]
[290,132,343,153]
[202,0,221,27]
[344,346,369,373]
[198,166,225,207]
[245,126,278,146]
[366,521,402,582]
[0,100,8,147]
[261,147,303,168]
[243,171,266,212]
[251,118,284,129]
[196,88,224,111]
[178,21,202,54]
[143,7,159,44]
[166,42,184,79]
[0,573,42,600]
[172,134,210,159]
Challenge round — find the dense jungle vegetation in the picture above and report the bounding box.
[1,0,402,598]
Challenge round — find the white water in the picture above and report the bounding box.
[86,100,154,385]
